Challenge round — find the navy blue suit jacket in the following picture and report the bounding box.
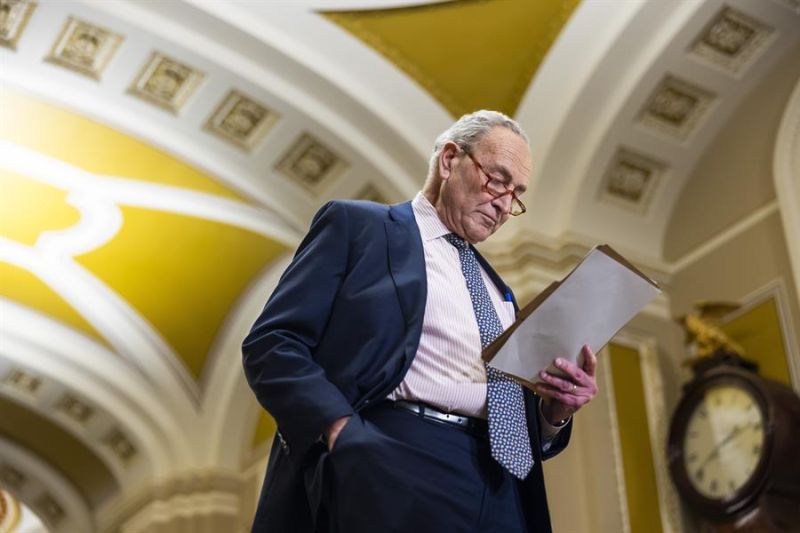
[242,200,571,532]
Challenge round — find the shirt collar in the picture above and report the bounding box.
[412,192,452,242]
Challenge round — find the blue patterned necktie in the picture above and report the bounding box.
[444,233,534,480]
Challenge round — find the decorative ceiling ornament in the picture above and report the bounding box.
[0,465,25,491]
[598,148,666,214]
[1,368,42,396]
[205,89,280,152]
[275,133,348,194]
[55,394,94,425]
[45,16,123,80]
[690,7,775,76]
[0,0,36,50]
[638,76,716,141]
[103,427,137,465]
[128,51,204,113]
[34,492,64,528]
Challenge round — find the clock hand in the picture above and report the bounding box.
[697,424,745,470]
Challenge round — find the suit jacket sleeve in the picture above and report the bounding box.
[242,201,355,455]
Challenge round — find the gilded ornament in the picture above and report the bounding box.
[677,301,745,364]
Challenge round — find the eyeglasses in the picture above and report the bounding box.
[462,149,527,216]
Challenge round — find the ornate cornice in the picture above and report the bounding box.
[103,470,243,533]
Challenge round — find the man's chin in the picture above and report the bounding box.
[465,226,494,244]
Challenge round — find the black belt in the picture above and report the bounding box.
[393,400,488,435]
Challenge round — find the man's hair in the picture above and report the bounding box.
[426,110,528,186]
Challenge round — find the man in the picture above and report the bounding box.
[242,110,598,533]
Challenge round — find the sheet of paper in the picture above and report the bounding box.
[488,247,661,384]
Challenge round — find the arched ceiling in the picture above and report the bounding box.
[323,0,580,117]
[664,46,800,262]
[0,0,798,528]
[506,0,800,267]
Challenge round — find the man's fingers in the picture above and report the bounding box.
[581,345,597,377]
[553,358,588,385]
[535,383,584,408]
[534,383,569,402]
[539,370,577,393]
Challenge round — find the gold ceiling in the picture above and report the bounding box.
[0,88,287,381]
[325,0,581,117]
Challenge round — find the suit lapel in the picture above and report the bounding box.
[385,202,427,331]
[383,201,514,329]
[474,247,519,313]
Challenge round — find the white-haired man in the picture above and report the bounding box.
[243,110,598,533]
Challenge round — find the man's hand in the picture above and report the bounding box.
[325,416,352,451]
[535,345,598,425]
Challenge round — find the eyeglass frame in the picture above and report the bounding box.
[459,147,527,216]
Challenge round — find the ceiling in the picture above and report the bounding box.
[0,0,798,530]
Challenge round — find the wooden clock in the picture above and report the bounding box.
[667,351,800,532]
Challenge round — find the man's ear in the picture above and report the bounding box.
[438,141,459,182]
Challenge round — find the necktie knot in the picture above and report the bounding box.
[444,233,469,251]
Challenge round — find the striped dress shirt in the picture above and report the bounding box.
[387,193,563,442]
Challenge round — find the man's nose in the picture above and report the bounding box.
[491,193,513,214]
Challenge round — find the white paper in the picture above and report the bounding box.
[489,248,661,383]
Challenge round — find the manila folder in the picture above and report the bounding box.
[482,245,661,388]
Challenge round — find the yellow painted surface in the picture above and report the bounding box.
[325,0,581,117]
[76,206,286,379]
[252,410,277,448]
[0,87,246,201]
[0,262,105,344]
[0,169,80,246]
[0,88,288,380]
[722,298,791,386]
[0,169,105,344]
[609,343,664,533]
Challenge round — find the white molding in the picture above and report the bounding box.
[188,0,449,163]
[0,66,307,235]
[0,236,202,413]
[773,75,800,310]
[516,0,646,236]
[83,0,430,199]
[599,345,632,533]
[117,492,240,533]
[669,200,780,273]
[202,254,293,467]
[0,139,301,418]
[520,0,705,247]
[0,140,300,246]
[102,470,244,533]
[515,0,800,263]
[0,303,191,475]
[0,434,95,533]
[725,278,800,393]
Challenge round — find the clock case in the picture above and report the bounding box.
[667,351,800,530]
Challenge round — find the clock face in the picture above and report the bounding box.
[683,384,765,500]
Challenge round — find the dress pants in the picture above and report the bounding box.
[313,402,528,533]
